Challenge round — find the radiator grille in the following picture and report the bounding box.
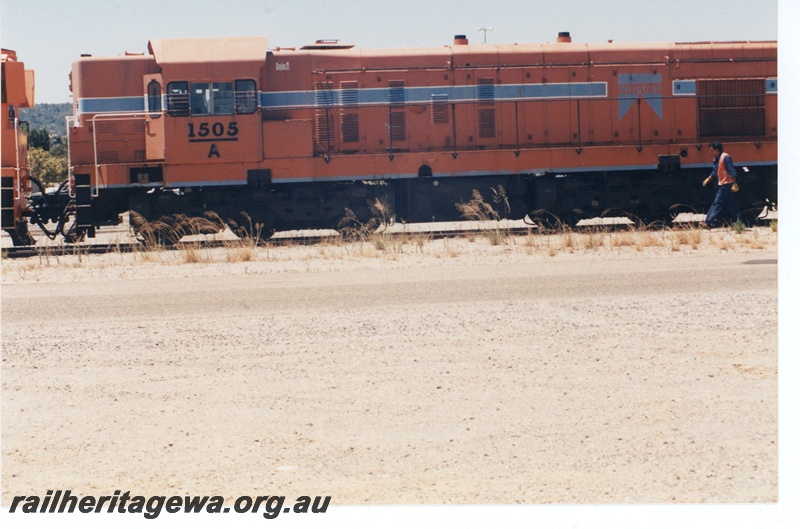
[698,78,765,137]
[431,94,449,124]
[388,81,406,141]
[477,78,496,102]
[314,82,334,150]
[477,78,496,138]
[96,121,119,134]
[388,80,406,106]
[341,113,359,143]
[340,81,360,144]
[340,81,359,106]
[97,151,119,164]
[478,108,496,138]
[390,111,406,141]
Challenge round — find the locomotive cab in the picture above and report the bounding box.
[67,37,269,242]
[1,49,36,245]
[146,37,266,179]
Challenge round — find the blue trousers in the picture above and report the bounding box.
[705,184,739,226]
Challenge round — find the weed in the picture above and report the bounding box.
[527,209,567,233]
[611,230,637,247]
[226,245,254,263]
[524,228,537,247]
[371,231,404,254]
[486,228,505,246]
[434,238,460,258]
[181,244,203,264]
[338,198,392,243]
[583,230,603,251]
[636,231,665,249]
[411,232,430,253]
[671,229,703,250]
[222,211,264,247]
[456,187,509,245]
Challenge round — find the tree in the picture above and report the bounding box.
[29,127,51,150]
[28,147,68,187]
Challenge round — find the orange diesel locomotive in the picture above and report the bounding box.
[1,48,36,245]
[21,33,779,243]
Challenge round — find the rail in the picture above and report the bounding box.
[2,222,538,259]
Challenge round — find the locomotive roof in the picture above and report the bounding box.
[148,36,269,66]
[133,36,775,74]
[147,36,269,78]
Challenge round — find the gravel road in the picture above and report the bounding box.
[1,242,778,505]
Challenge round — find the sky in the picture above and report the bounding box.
[0,0,782,103]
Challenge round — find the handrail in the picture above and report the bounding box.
[66,115,76,198]
[13,116,21,200]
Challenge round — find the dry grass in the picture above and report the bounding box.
[456,187,510,246]
[742,232,768,250]
[672,229,704,249]
[2,209,777,279]
[611,230,636,247]
[432,238,461,259]
[410,232,430,253]
[225,245,254,263]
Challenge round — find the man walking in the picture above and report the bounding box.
[703,142,739,227]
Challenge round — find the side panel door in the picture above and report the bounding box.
[143,74,165,161]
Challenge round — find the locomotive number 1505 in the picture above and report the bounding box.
[187,121,239,140]
[187,121,240,158]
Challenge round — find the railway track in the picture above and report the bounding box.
[1,224,536,259]
[2,208,777,260]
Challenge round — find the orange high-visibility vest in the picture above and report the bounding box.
[717,153,735,185]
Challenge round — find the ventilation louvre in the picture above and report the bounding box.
[698,78,765,137]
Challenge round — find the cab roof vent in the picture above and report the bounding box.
[301,40,355,50]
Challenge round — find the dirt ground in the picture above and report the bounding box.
[0,226,779,508]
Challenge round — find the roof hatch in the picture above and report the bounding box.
[300,40,355,50]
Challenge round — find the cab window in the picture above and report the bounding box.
[191,82,234,116]
[166,80,258,116]
[147,80,162,116]
[235,80,258,114]
[166,81,189,116]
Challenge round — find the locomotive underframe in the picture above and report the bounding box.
[47,158,776,245]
